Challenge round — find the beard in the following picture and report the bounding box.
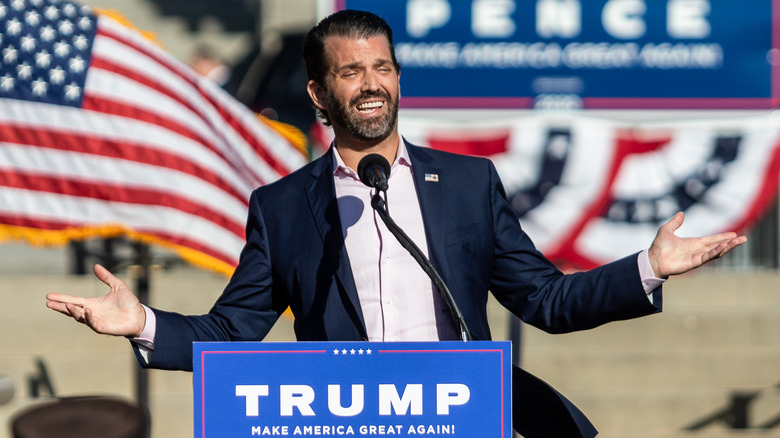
[325,87,399,142]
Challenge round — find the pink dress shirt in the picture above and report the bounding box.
[332,141,459,341]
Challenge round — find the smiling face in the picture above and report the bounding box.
[308,35,400,145]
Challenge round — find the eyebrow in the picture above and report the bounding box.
[335,58,394,72]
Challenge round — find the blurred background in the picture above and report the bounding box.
[1,0,779,437]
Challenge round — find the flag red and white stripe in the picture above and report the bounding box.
[0,1,307,275]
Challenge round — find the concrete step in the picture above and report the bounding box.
[558,386,780,438]
[520,309,780,350]
[523,347,780,391]
[751,387,780,429]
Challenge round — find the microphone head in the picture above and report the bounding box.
[357,153,391,190]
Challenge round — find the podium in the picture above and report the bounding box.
[194,341,511,437]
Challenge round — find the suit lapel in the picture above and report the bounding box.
[305,148,366,335]
[305,149,338,244]
[406,141,452,286]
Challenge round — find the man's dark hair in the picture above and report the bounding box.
[303,9,401,125]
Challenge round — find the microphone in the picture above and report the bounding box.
[357,154,391,192]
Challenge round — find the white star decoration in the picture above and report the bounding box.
[1,0,93,105]
[62,3,76,17]
[63,81,80,100]
[11,0,25,12]
[68,55,84,72]
[3,46,18,63]
[34,49,51,68]
[53,39,69,57]
[0,74,15,91]
[24,10,40,26]
[39,24,55,41]
[16,61,32,80]
[31,76,47,95]
[72,34,87,50]
[44,5,58,21]
[20,34,36,51]
[6,18,22,35]
[58,18,73,35]
[48,65,64,84]
[77,15,90,30]
[333,347,372,355]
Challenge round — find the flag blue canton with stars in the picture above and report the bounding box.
[0,0,96,107]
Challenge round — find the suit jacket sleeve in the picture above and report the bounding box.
[484,159,662,333]
[138,191,286,371]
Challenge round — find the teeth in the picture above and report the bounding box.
[357,101,383,111]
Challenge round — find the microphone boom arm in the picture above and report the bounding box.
[371,193,472,341]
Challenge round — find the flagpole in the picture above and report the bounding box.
[131,242,152,438]
[70,238,152,435]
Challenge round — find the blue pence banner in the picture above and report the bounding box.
[330,0,778,109]
[194,341,512,437]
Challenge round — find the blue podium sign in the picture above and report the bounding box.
[194,341,511,437]
[329,0,779,109]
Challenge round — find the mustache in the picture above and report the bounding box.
[349,90,391,107]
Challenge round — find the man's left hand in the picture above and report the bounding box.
[648,211,747,279]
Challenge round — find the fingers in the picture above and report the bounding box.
[45,291,90,320]
[93,264,120,288]
[698,231,739,247]
[83,307,95,327]
[45,299,74,316]
[662,211,684,233]
[706,234,746,252]
[65,302,87,323]
[703,235,747,262]
[45,292,87,306]
[45,299,88,324]
[718,236,748,257]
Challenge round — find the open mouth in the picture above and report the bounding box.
[356,101,384,114]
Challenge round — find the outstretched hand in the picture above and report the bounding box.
[45,264,146,338]
[648,212,747,279]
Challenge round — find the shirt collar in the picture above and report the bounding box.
[331,139,412,177]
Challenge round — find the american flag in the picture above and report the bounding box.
[0,0,307,275]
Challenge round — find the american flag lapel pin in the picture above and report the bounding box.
[424,173,439,182]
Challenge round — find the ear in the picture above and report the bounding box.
[307,80,327,111]
[397,71,401,99]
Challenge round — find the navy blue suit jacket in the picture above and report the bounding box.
[145,140,661,371]
[142,140,663,436]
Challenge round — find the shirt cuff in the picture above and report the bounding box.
[128,305,156,363]
[638,249,665,301]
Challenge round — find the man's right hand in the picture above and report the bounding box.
[46,264,146,338]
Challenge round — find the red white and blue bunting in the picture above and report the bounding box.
[399,112,780,269]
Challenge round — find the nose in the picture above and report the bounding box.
[361,70,380,93]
